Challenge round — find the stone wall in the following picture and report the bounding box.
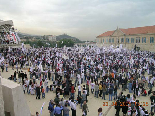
[0,78,5,116]
[1,78,31,116]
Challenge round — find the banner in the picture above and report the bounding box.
[40,102,45,115]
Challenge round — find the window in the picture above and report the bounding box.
[109,38,111,43]
[103,39,104,43]
[112,38,114,43]
[121,38,124,43]
[150,37,154,43]
[117,38,119,43]
[106,38,108,43]
[131,38,134,43]
[126,38,129,43]
[136,37,140,43]
[142,37,146,43]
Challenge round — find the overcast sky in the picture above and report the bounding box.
[0,0,155,41]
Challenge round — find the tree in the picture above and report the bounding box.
[57,39,74,48]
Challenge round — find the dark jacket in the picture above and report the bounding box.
[109,88,113,94]
[48,102,54,112]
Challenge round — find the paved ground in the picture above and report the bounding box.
[1,67,154,116]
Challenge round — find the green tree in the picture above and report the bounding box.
[57,39,74,48]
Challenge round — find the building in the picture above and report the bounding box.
[0,20,22,52]
[96,25,155,51]
[43,35,56,41]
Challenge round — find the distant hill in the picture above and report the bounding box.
[56,34,82,43]
[18,32,42,38]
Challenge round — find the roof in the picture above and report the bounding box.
[120,25,155,35]
[97,30,114,38]
[97,25,155,38]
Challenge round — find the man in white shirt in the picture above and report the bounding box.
[78,84,81,97]
[78,73,81,85]
[90,83,95,94]
[150,77,154,90]
[25,78,29,93]
[70,99,76,116]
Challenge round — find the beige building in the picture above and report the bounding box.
[43,35,56,41]
[96,25,155,51]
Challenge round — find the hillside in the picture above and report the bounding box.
[56,34,82,43]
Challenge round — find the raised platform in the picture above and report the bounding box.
[1,77,31,116]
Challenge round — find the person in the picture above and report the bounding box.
[150,92,155,113]
[14,71,17,82]
[23,82,26,94]
[25,78,29,93]
[82,101,89,116]
[36,112,40,116]
[114,85,117,100]
[98,107,103,116]
[78,84,81,97]
[42,88,45,98]
[48,100,55,116]
[54,104,63,116]
[81,91,86,108]
[71,84,75,99]
[90,82,95,94]
[94,83,99,98]
[128,80,132,93]
[5,63,8,72]
[115,99,121,116]
[99,83,102,97]
[102,84,106,100]
[142,89,147,96]
[70,99,76,116]
[63,104,70,116]
[109,86,113,101]
[36,85,40,99]
[18,71,21,83]
[54,95,60,105]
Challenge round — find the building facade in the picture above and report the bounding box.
[96,26,155,51]
[43,35,56,41]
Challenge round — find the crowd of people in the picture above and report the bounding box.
[0,45,155,116]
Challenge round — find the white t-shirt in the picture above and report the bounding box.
[99,112,103,116]
[78,85,81,91]
[25,80,29,86]
[91,83,95,89]
[150,78,154,84]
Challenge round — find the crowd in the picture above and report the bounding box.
[0,45,155,116]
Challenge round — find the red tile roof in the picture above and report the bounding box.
[97,30,114,38]
[97,25,155,37]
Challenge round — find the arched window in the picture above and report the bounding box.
[109,38,111,43]
[112,38,114,43]
[121,38,124,43]
[150,37,154,43]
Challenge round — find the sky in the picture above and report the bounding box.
[0,0,155,41]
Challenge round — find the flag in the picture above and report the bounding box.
[12,33,16,42]
[40,76,42,86]
[15,32,21,42]
[40,102,45,115]
[7,34,11,41]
